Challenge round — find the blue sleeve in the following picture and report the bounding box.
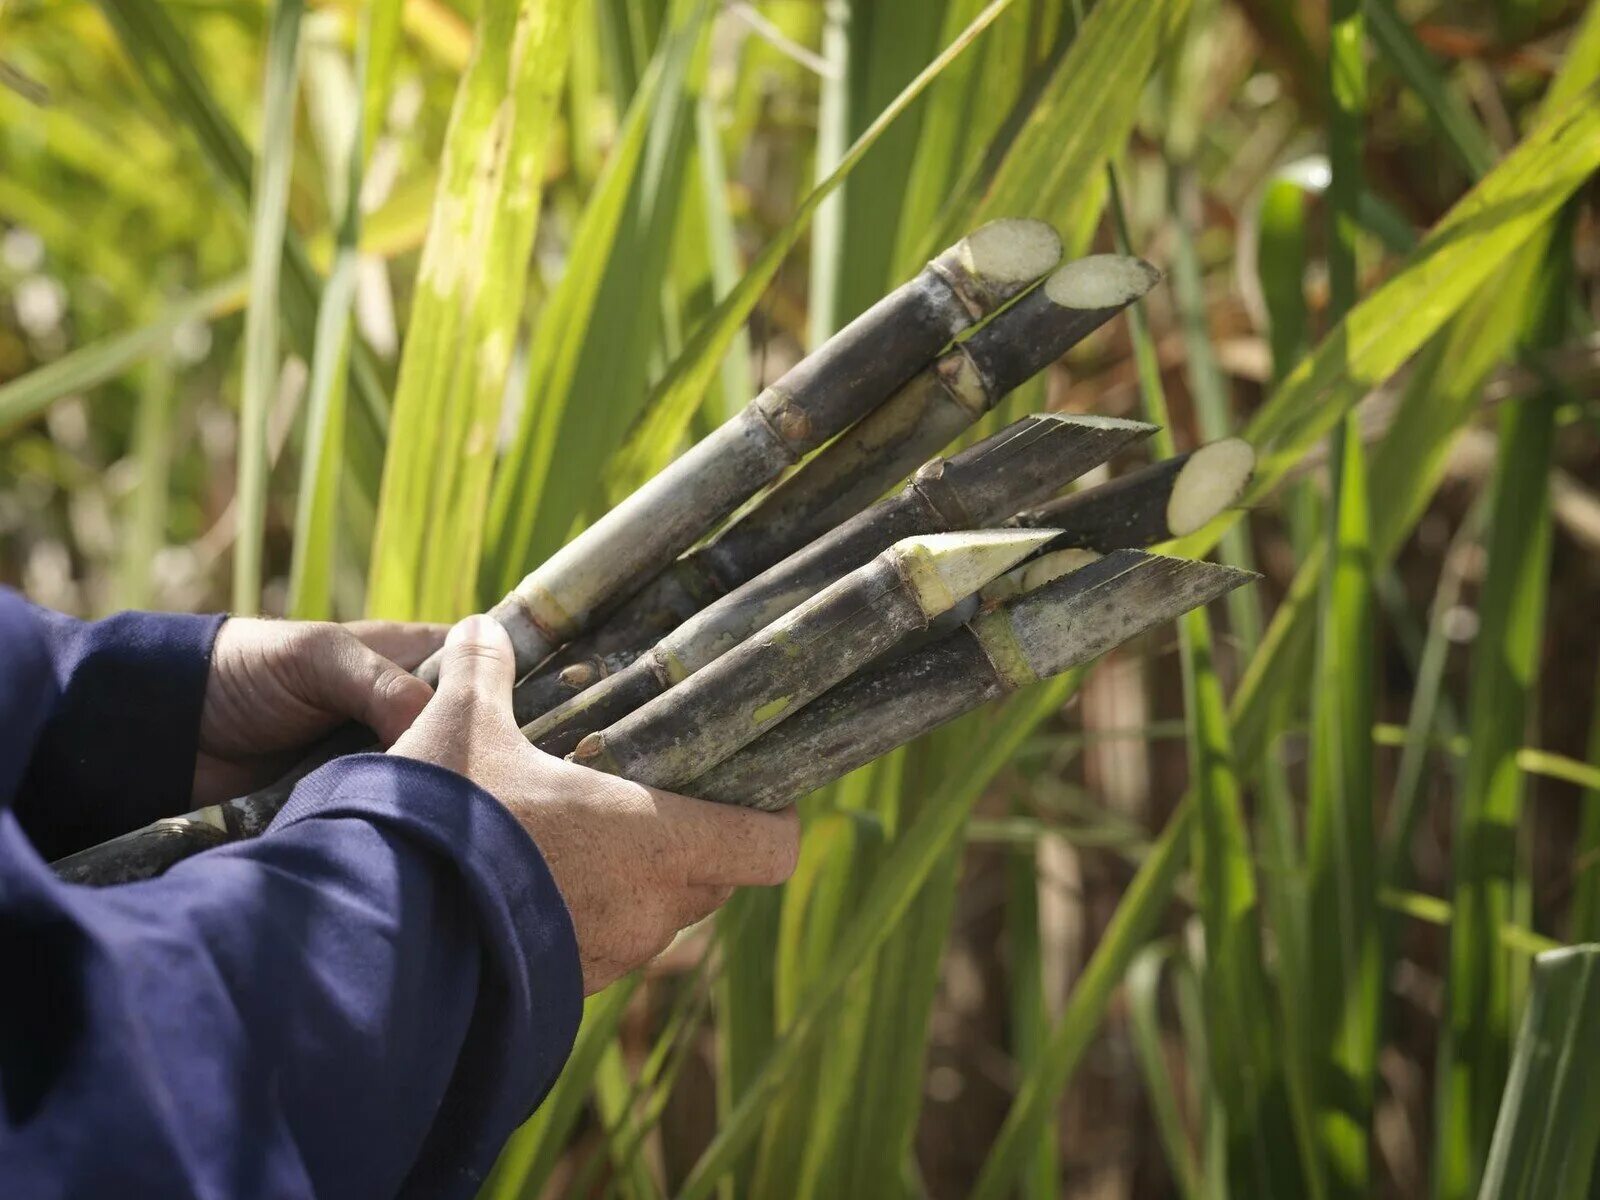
[6,591,225,860]
[0,756,584,1200]
[0,592,586,1197]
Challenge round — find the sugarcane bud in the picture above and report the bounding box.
[558,661,599,690]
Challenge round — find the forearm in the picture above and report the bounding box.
[12,598,223,858]
[0,755,581,1199]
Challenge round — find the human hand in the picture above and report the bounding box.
[390,615,800,994]
[195,618,447,805]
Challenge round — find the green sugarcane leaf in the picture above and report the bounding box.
[233,0,303,614]
[1302,1,1381,1189]
[481,0,711,599]
[923,0,1192,259]
[1477,947,1600,1200]
[1165,82,1600,565]
[366,0,580,620]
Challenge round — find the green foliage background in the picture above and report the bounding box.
[4,0,1600,1195]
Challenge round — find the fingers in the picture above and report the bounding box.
[673,883,735,928]
[344,620,451,671]
[312,628,435,747]
[659,791,802,888]
[430,615,517,718]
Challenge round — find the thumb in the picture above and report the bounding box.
[315,629,434,747]
[430,614,518,720]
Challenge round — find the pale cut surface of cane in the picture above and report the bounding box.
[521,412,1157,757]
[417,218,1063,686]
[513,255,1160,722]
[691,551,1256,810]
[1009,437,1255,549]
[567,529,1057,788]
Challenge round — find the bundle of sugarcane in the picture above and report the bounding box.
[54,231,1258,887]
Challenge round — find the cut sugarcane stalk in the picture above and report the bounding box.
[514,255,1160,723]
[417,218,1064,685]
[567,529,1057,788]
[1008,437,1255,550]
[53,815,232,887]
[521,412,1157,757]
[689,551,1257,810]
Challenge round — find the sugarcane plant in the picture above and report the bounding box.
[52,229,1257,887]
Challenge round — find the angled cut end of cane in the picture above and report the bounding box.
[889,528,1059,617]
[970,549,1259,686]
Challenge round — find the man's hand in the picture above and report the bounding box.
[196,618,447,805]
[391,615,800,994]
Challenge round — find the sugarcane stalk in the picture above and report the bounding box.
[521,412,1158,757]
[418,218,1064,686]
[568,529,1057,788]
[688,551,1257,811]
[1007,437,1255,550]
[514,254,1160,723]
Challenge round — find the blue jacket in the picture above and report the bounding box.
[0,590,583,1197]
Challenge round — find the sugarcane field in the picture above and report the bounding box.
[5,1,1600,1198]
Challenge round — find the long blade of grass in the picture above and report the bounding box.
[287,0,402,619]
[116,344,176,608]
[923,0,1192,260]
[1476,947,1600,1200]
[1434,216,1568,1200]
[365,0,580,620]
[1302,1,1381,1190]
[233,0,304,613]
[1570,666,1600,940]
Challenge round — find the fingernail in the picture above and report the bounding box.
[447,614,501,647]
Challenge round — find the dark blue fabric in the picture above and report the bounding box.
[0,591,584,1198]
